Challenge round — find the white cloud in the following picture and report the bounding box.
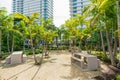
[0,0,12,13]
[53,0,70,27]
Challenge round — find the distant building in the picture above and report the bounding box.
[69,0,90,17]
[13,0,23,14]
[12,0,53,20]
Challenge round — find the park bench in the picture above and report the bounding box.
[5,51,27,64]
[71,52,100,71]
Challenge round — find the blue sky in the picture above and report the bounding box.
[0,0,70,27]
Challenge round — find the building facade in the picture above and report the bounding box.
[40,0,53,20]
[69,0,90,17]
[13,0,23,14]
[13,0,53,20]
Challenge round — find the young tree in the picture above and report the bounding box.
[117,0,120,51]
[14,12,40,64]
[0,7,7,54]
[83,0,116,66]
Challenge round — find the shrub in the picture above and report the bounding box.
[24,49,42,55]
[95,52,103,56]
[24,50,33,55]
[101,55,110,62]
[116,75,120,80]
[35,49,42,54]
[0,53,9,60]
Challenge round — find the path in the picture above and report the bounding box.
[0,50,101,80]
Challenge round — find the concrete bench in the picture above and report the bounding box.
[11,51,22,64]
[5,55,11,64]
[22,54,27,63]
[71,56,84,69]
[71,53,99,71]
[5,51,27,65]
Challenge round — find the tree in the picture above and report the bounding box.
[64,17,79,54]
[117,0,120,51]
[0,7,7,54]
[14,12,40,64]
[14,12,57,65]
[83,0,116,66]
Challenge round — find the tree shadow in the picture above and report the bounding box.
[0,61,21,69]
[31,65,41,80]
[60,65,87,80]
[61,65,101,80]
[0,56,58,80]
[7,65,34,80]
[42,58,57,64]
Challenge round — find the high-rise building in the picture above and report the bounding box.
[13,0,23,14]
[12,0,53,20]
[69,0,90,17]
[40,0,53,20]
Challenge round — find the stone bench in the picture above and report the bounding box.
[5,51,27,64]
[22,54,27,63]
[5,55,11,64]
[71,53,100,71]
[11,51,22,64]
[71,56,84,69]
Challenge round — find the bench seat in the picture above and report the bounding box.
[71,53,99,71]
[5,51,27,64]
[71,56,84,69]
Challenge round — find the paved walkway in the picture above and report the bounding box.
[0,51,101,80]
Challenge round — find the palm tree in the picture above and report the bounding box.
[83,0,116,66]
[64,17,80,54]
[19,21,26,53]
[116,0,120,51]
[5,15,23,53]
[116,0,120,67]
[74,14,86,52]
[14,12,55,65]
[14,12,40,64]
[0,7,7,54]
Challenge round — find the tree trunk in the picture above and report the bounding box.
[30,34,37,64]
[89,42,92,54]
[72,39,76,54]
[116,0,120,67]
[100,30,107,57]
[105,24,116,66]
[117,0,120,52]
[113,37,117,55]
[85,40,89,53]
[39,46,44,65]
[44,41,48,57]
[23,32,25,53]
[7,33,10,53]
[79,39,82,52]
[11,34,14,54]
[60,36,62,49]
[56,37,58,48]
[0,30,2,55]
[69,39,72,52]
[23,39,25,53]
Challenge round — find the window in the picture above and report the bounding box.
[73,10,77,13]
[73,7,77,9]
[73,3,77,6]
[73,0,77,2]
